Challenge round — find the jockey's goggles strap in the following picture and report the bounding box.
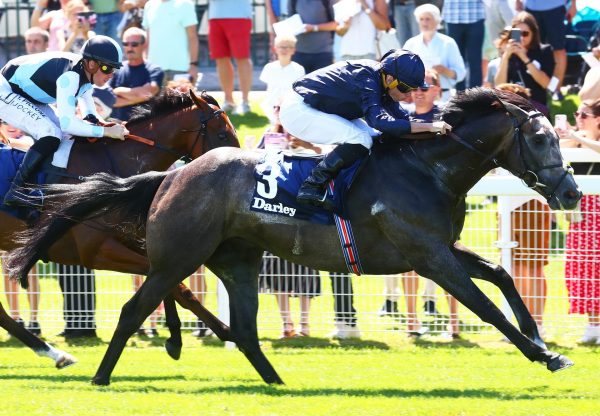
[381,73,416,93]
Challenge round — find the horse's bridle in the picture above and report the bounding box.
[126,105,226,163]
[448,101,572,202]
[178,106,226,163]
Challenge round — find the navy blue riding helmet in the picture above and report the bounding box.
[81,35,123,68]
[379,49,428,92]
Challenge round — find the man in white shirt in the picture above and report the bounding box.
[403,3,465,102]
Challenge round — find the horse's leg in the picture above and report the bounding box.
[450,243,544,347]
[162,293,182,360]
[207,241,284,385]
[413,245,572,372]
[80,238,231,342]
[92,272,180,385]
[0,301,76,369]
[171,283,232,341]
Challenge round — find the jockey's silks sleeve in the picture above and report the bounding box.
[56,72,104,137]
[358,73,411,136]
[77,87,99,120]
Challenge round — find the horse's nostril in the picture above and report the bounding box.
[564,190,582,200]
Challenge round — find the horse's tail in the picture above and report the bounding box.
[7,171,168,288]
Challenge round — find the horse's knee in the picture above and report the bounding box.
[114,302,144,335]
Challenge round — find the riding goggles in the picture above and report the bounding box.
[382,73,418,93]
[97,62,116,74]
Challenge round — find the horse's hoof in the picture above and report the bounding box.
[547,353,574,372]
[91,376,110,386]
[165,339,181,360]
[55,353,77,369]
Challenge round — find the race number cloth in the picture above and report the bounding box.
[251,150,362,223]
[251,150,364,275]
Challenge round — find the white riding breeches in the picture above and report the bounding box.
[0,74,62,141]
[279,90,379,150]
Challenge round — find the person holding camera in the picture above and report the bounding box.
[63,0,96,53]
[494,12,555,115]
[30,0,71,52]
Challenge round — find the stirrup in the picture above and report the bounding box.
[297,187,327,205]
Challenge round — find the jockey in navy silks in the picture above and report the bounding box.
[279,49,452,211]
[0,35,129,208]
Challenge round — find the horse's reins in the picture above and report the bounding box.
[124,106,225,163]
[49,105,226,183]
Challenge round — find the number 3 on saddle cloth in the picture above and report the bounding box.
[251,150,366,274]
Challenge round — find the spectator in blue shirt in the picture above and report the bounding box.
[110,27,163,121]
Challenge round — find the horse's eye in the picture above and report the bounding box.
[533,135,545,145]
[218,132,227,140]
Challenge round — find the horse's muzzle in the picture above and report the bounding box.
[549,188,582,211]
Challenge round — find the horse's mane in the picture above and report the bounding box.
[440,87,537,127]
[128,89,219,125]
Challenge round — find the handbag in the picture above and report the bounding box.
[375,28,401,60]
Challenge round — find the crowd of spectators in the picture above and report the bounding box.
[1,0,599,342]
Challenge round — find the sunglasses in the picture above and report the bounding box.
[574,111,594,119]
[122,41,141,47]
[388,78,417,93]
[97,62,116,74]
[521,30,531,37]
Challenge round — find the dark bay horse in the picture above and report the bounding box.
[8,88,582,385]
[0,88,238,364]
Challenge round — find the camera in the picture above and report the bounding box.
[77,11,97,26]
[510,28,521,43]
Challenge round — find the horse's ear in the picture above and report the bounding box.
[189,88,205,108]
[491,100,503,109]
[501,100,528,119]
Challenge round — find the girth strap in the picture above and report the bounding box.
[327,181,363,275]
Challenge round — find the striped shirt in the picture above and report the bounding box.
[442,0,485,24]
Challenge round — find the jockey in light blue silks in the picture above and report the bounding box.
[0,35,129,208]
[279,49,452,211]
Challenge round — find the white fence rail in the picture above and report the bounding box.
[1,149,599,340]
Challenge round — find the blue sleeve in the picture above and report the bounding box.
[365,105,411,135]
[356,70,411,135]
[149,65,164,87]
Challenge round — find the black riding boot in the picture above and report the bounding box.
[4,136,59,208]
[297,143,368,211]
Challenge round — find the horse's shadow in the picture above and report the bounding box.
[412,336,480,349]
[0,373,558,401]
[64,337,107,347]
[268,336,390,350]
